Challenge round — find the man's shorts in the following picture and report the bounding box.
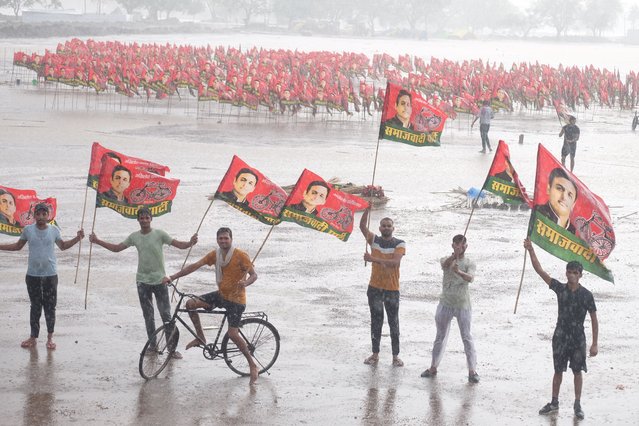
[198,291,245,328]
[562,141,577,158]
[552,334,587,373]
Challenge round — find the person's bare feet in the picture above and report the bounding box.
[249,364,258,386]
[46,340,56,350]
[21,337,36,348]
[185,339,201,350]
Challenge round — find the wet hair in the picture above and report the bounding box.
[304,180,330,197]
[566,260,583,274]
[235,168,258,185]
[452,234,467,244]
[0,188,16,202]
[380,217,394,226]
[34,203,49,214]
[111,164,131,180]
[217,227,233,239]
[137,207,152,219]
[396,89,412,105]
[548,167,578,201]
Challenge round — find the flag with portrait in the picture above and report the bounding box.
[528,144,614,282]
[280,169,369,241]
[214,155,287,226]
[87,142,170,190]
[482,140,532,205]
[95,157,179,219]
[379,82,447,147]
[0,184,57,236]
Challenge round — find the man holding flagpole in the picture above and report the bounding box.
[524,238,598,420]
[89,207,197,359]
[360,207,406,367]
[421,234,479,383]
[0,203,84,350]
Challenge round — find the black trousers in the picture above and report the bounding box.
[367,286,400,356]
[25,275,58,338]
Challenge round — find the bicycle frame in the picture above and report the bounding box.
[167,284,267,360]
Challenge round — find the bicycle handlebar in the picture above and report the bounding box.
[166,282,200,300]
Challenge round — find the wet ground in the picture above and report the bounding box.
[1,36,639,425]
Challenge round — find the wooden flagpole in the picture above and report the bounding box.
[251,224,276,264]
[513,250,528,314]
[74,185,89,284]
[84,204,98,309]
[364,137,383,266]
[171,198,215,300]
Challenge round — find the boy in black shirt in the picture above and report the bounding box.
[524,239,598,420]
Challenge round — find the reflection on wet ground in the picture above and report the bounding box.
[23,348,55,426]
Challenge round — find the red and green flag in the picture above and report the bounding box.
[482,140,532,205]
[528,144,614,282]
[379,82,447,147]
[87,142,170,190]
[0,184,57,236]
[280,169,369,241]
[552,98,573,125]
[95,157,179,219]
[214,155,287,226]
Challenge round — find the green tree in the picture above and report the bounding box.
[229,0,268,27]
[202,0,225,20]
[272,0,315,28]
[351,0,390,35]
[581,0,622,37]
[533,0,583,37]
[114,0,146,14]
[0,0,38,16]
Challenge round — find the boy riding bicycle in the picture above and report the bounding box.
[163,227,259,385]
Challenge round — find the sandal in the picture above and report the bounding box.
[420,368,437,378]
[392,357,404,367]
[363,355,379,365]
[21,338,36,348]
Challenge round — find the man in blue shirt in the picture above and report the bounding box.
[0,203,84,350]
[472,100,495,153]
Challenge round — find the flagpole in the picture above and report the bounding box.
[251,223,276,263]
[74,185,89,284]
[84,203,98,309]
[171,198,215,300]
[513,250,528,314]
[463,172,490,237]
[364,136,383,266]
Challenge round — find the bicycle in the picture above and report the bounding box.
[139,283,280,380]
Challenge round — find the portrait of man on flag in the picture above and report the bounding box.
[214,155,288,226]
[95,157,179,219]
[0,185,57,236]
[528,144,614,282]
[87,142,170,190]
[281,169,369,241]
[379,82,447,147]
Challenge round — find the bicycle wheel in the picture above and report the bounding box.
[222,318,280,377]
[139,324,179,379]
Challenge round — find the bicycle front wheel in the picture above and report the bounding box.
[139,324,179,379]
[222,318,280,377]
